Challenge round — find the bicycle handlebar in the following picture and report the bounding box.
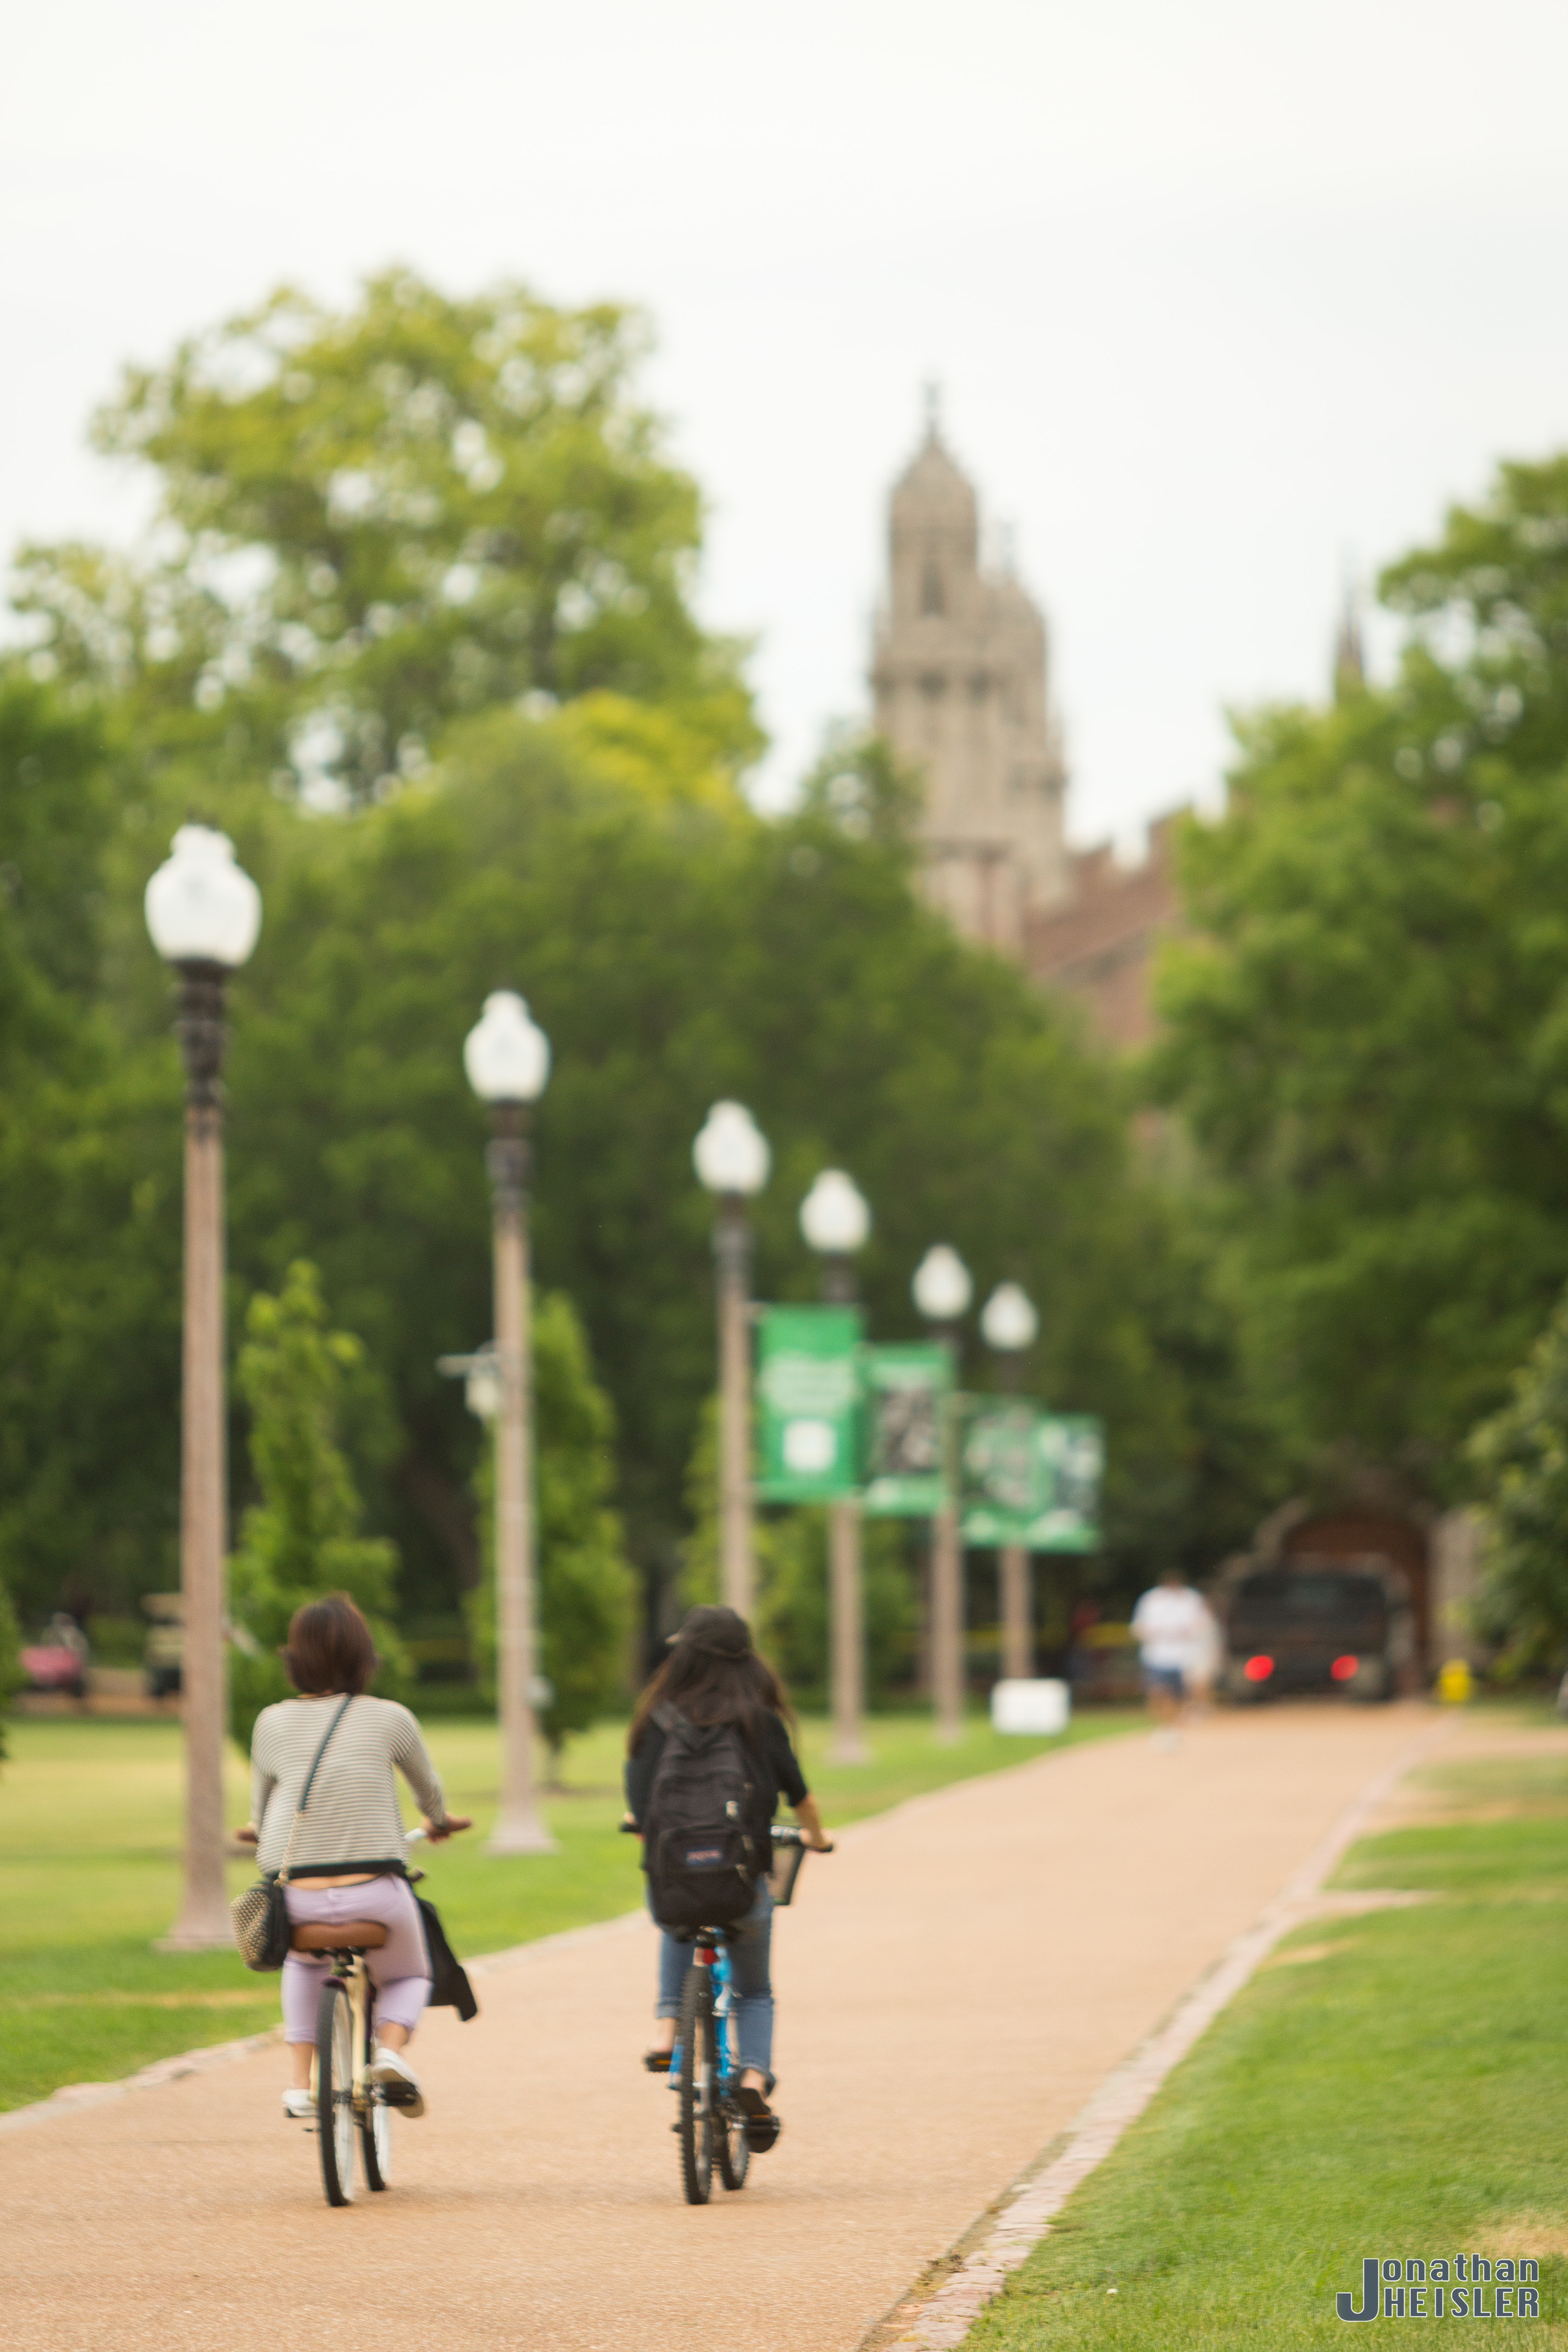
[615,1820,829,1848]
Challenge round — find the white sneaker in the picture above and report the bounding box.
[1151,1728,1180,1754]
[282,2087,315,2121]
[366,2045,425,2118]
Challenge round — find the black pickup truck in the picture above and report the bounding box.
[1218,1554,1412,1702]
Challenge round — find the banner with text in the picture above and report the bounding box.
[1024,1415,1104,1552]
[960,1399,1044,1545]
[861,1342,953,1516]
[755,1305,864,1502]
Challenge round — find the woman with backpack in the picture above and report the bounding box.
[625,1605,832,2149]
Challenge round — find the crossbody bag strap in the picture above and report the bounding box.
[275,1693,355,1885]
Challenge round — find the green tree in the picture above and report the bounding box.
[14,268,760,808]
[1467,1286,1568,1675]
[227,1259,408,1751]
[463,1290,635,1757]
[221,706,1231,1627]
[1153,448,1568,1491]
[0,674,188,1621]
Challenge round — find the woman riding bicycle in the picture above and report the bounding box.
[625,1605,831,2146]
[239,1594,472,2122]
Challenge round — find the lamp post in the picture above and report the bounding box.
[144,825,261,1950]
[800,1171,872,1764]
[464,991,556,1856]
[694,1101,770,1621]
[981,1281,1040,1682]
[913,1244,972,1745]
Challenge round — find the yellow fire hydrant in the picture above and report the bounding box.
[1437,1657,1473,1705]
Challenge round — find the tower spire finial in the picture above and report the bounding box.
[923,378,942,443]
[1333,552,1365,701]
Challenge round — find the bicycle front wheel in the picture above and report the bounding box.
[315,1980,358,2206]
[678,1963,715,2206]
[716,2095,751,2193]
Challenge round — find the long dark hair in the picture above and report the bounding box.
[628,1611,795,1752]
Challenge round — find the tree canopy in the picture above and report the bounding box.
[0,269,1276,1666]
[1467,1284,1568,1675]
[14,268,759,810]
[1153,452,1568,1493]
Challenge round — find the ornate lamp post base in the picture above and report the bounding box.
[157,1916,237,1954]
[489,1812,558,1857]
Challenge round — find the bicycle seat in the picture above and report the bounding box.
[289,1920,388,1952]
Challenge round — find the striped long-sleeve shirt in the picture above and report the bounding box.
[250,1693,448,1877]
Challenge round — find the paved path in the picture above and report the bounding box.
[2,1704,1428,2352]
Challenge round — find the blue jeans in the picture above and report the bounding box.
[653,1880,775,2076]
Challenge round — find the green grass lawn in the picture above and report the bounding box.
[0,1702,1135,2114]
[965,1732,1568,2349]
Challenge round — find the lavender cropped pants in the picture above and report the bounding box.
[280,1875,432,2043]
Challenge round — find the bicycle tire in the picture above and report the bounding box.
[716,2090,751,2192]
[678,1961,715,2206]
[316,1979,357,2207]
[360,2093,393,2191]
[358,1991,392,2191]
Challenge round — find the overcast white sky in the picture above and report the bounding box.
[5,0,1567,845]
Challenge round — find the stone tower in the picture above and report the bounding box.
[871,406,1067,955]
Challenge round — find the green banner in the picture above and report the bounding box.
[861,1342,952,1515]
[1023,1415,1104,1552]
[960,1399,1043,1544]
[755,1305,864,1502]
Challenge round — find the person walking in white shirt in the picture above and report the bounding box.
[1131,1570,1212,1747]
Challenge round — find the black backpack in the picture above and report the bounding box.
[643,1703,759,1933]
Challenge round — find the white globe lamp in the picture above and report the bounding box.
[913,1244,973,1325]
[144,825,262,968]
[464,991,551,1104]
[981,1282,1039,1353]
[693,1100,770,1197]
[800,1169,871,1256]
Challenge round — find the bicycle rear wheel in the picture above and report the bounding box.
[315,1980,357,2206]
[678,1963,715,2205]
[360,2095,393,2191]
[358,1992,392,2192]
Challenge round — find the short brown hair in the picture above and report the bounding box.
[282,1594,379,1696]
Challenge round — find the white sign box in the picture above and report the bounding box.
[990,1678,1070,1736]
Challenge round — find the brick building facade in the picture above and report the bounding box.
[1025,817,1184,1052]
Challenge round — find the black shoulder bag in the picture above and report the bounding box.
[230,1695,355,1971]
[413,1894,479,2021]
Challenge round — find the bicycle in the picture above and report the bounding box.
[291,1828,443,2208]
[669,1825,820,2206]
